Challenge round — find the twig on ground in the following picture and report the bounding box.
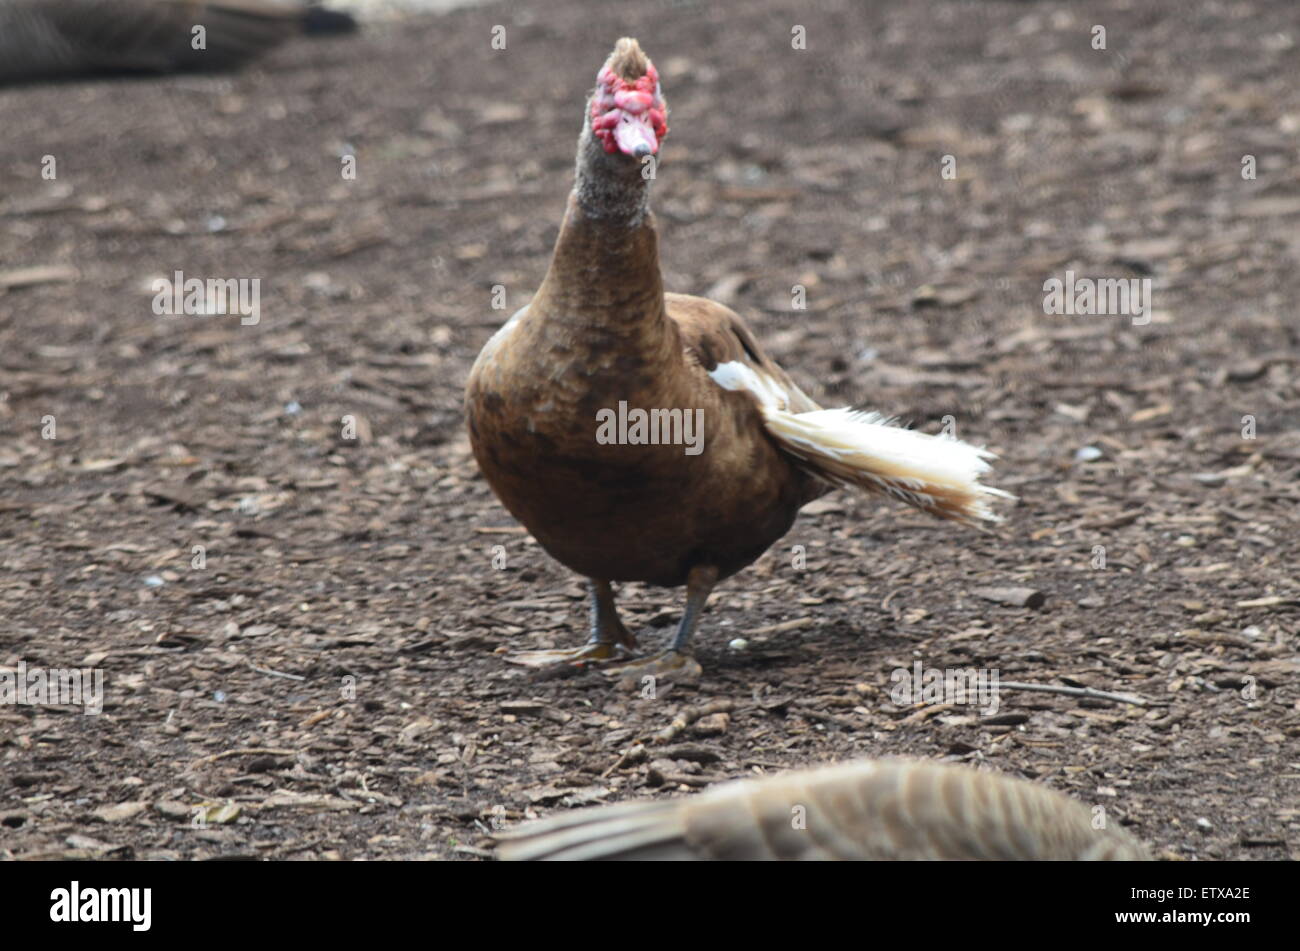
[650,699,735,745]
[995,681,1148,707]
[193,747,297,766]
[600,743,646,778]
[247,658,307,682]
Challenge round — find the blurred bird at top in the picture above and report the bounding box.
[0,0,357,83]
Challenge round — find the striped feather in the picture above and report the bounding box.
[496,759,1150,861]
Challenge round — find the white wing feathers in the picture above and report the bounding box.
[708,359,1011,525]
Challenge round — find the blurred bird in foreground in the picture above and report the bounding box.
[0,0,356,83]
[495,758,1150,861]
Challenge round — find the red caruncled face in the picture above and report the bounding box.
[590,62,668,157]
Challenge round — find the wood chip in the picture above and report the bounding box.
[972,587,1046,609]
[92,801,148,823]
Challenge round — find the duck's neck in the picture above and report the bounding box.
[573,121,652,224]
[533,122,667,341]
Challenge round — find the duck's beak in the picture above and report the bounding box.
[615,113,659,158]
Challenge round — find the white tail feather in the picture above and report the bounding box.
[763,407,1013,524]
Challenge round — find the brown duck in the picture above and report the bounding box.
[0,0,355,83]
[465,38,1009,677]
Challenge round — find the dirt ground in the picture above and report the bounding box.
[1,0,1297,862]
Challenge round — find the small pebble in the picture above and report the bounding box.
[728,638,748,651]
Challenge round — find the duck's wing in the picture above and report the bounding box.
[667,292,1009,524]
[666,291,821,414]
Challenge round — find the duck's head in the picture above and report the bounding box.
[589,37,668,159]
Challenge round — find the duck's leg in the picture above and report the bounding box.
[505,579,637,667]
[603,564,717,679]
